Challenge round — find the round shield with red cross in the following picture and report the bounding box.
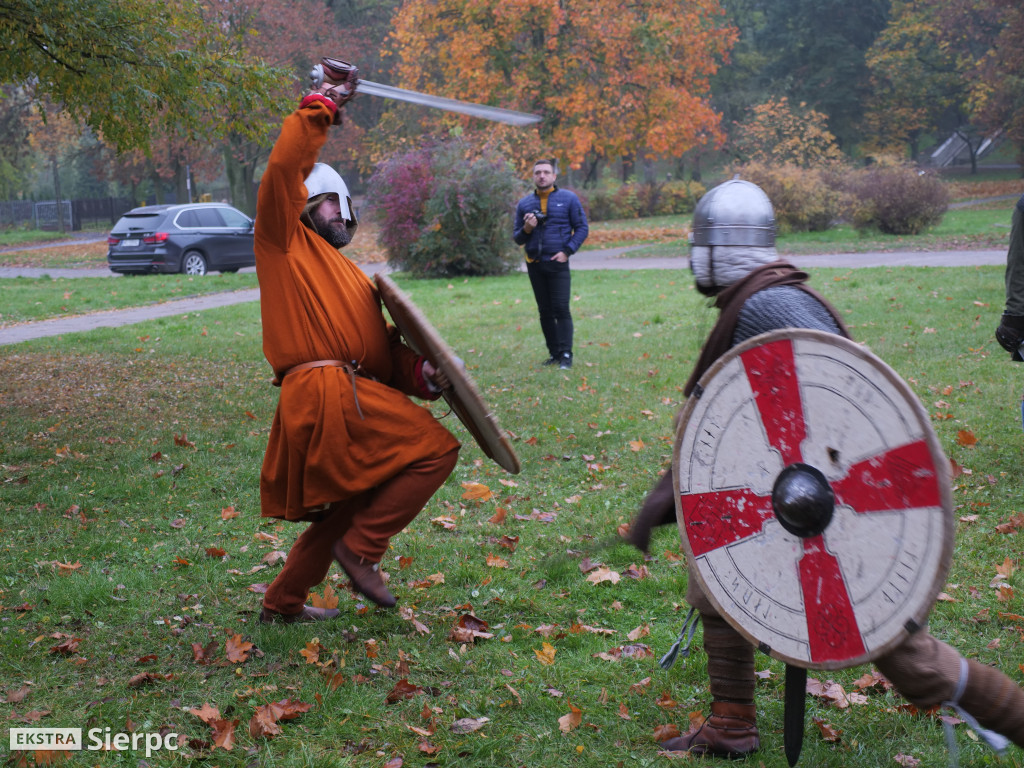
[674,329,954,670]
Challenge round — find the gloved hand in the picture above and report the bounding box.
[995,313,1024,361]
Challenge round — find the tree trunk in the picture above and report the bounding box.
[173,160,191,204]
[224,148,258,216]
[51,156,65,235]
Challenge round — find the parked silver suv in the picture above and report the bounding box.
[107,203,255,276]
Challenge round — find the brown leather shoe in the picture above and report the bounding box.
[259,605,340,624]
[332,540,397,607]
[660,701,760,758]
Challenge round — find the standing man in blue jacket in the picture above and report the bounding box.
[513,159,589,369]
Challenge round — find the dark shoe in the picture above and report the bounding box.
[660,702,759,758]
[541,356,559,366]
[333,540,397,607]
[259,605,340,624]
[558,353,572,370]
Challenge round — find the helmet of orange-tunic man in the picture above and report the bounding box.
[255,72,460,623]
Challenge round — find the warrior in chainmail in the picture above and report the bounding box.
[626,179,1024,759]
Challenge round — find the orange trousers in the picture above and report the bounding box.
[262,447,459,615]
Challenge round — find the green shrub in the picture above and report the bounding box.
[585,180,705,222]
[367,139,524,277]
[735,162,846,233]
[844,164,949,235]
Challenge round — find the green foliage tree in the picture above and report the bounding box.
[714,0,890,152]
[0,0,285,154]
[367,139,524,277]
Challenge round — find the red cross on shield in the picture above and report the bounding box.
[674,330,954,670]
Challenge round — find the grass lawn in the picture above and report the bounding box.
[0,266,1021,767]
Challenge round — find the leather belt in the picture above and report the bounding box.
[276,359,371,419]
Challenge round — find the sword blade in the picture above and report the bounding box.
[784,664,806,767]
[357,80,542,126]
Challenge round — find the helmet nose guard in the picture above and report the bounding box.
[691,178,776,248]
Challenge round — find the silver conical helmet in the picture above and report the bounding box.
[691,178,775,247]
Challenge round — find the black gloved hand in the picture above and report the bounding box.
[995,313,1024,361]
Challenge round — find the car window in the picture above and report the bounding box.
[219,208,252,228]
[194,208,226,227]
[176,209,202,228]
[112,213,162,233]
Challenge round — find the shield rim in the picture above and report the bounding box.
[673,328,954,670]
[375,273,521,474]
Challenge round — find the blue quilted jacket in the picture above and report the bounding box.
[513,186,588,262]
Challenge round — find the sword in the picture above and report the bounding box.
[309,57,542,127]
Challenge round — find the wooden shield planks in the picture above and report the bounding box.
[376,273,520,474]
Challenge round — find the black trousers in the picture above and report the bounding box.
[527,258,573,358]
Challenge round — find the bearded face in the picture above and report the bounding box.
[310,205,353,249]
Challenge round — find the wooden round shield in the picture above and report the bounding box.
[674,329,953,670]
[375,274,521,474]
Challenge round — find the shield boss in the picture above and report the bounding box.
[674,330,953,670]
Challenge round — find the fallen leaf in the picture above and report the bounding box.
[192,640,218,664]
[189,703,221,724]
[653,723,681,741]
[627,624,651,641]
[4,685,30,704]
[211,718,239,750]
[894,753,921,767]
[451,716,489,734]
[534,642,556,665]
[811,716,842,742]
[221,506,239,520]
[586,566,621,585]
[225,634,253,664]
[558,703,583,733]
[386,679,424,704]
[249,705,283,738]
[310,583,339,611]
[488,507,507,524]
[460,482,493,501]
[956,430,978,447]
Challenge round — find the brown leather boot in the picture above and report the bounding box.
[333,539,396,607]
[957,658,1024,749]
[659,612,760,757]
[660,701,760,757]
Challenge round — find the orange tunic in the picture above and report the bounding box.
[255,100,460,521]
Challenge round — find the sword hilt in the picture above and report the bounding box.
[309,57,359,103]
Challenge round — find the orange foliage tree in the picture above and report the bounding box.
[380,0,737,175]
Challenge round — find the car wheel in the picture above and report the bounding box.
[181,250,208,276]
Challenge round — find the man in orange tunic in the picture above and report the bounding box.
[255,78,460,622]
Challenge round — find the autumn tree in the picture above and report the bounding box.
[971,0,1024,171]
[864,0,1006,171]
[0,0,285,154]
[380,0,737,178]
[734,97,843,167]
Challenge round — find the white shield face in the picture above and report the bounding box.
[674,330,953,670]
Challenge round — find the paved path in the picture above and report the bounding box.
[0,247,1008,346]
